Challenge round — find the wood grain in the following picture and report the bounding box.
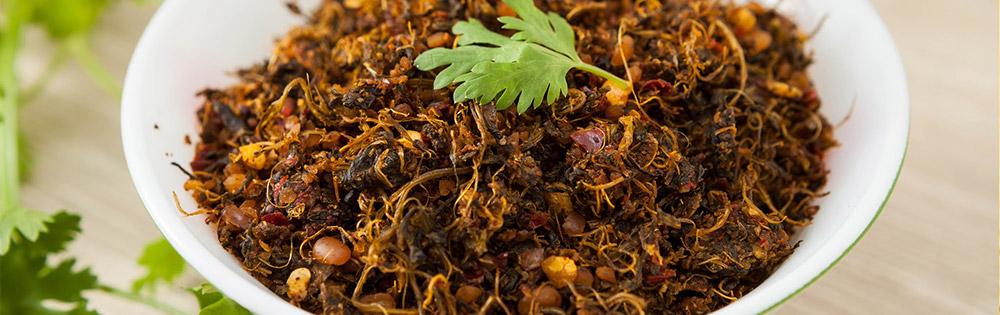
[16,0,997,314]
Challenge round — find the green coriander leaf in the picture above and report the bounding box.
[67,304,101,315]
[132,237,185,293]
[453,47,573,113]
[27,0,111,40]
[189,283,225,308]
[454,19,518,47]
[0,207,51,254]
[39,258,99,302]
[29,211,81,253]
[416,20,521,89]
[189,284,252,315]
[498,0,578,61]
[1,0,35,29]
[0,211,98,315]
[413,0,628,113]
[200,296,252,315]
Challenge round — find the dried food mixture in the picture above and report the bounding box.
[183,0,836,314]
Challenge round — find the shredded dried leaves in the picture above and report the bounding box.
[183,0,835,314]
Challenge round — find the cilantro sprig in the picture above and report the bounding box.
[189,284,253,315]
[1,0,122,256]
[414,0,629,113]
[132,238,186,293]
[0,212,97,315]
[1,215,249,315]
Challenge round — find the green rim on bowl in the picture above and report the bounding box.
[760,137,909,314]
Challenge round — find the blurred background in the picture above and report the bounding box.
[9,0,998,314]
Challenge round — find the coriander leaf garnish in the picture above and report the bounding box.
[0,208,51,254]
[132,237,186,293]
[189,284,253,315]
[0,211,99,315]
[498,0,578,59]
[413,0,629,113]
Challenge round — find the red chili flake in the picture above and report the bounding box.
[650,255,665,266]
[281,97,296,117]
[261,212,289,226]
[190,149,217,172]
[708,40,724,53]
[645,269,677,285]
[274,176,288,197]
[464,267,485,282]
[640,79,674,95]
[527,211,550,229]
[493,252,510,269]
[804,90,817,101]
[570,128,605,153]
[803,90,819,109]
[679,182,697,192]
[646,274,669,285]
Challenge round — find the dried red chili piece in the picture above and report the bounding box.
[260,212,289,226]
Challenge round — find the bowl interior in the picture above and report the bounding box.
[121,1,907,314]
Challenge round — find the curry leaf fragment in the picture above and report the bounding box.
[414,0,628,113]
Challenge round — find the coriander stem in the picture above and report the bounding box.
[66,35,123,98]
[21,44,69,105]
[0,5,25,212]
[97,284,187,315]
[574,63,630,90]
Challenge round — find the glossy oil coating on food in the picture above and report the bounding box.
[184,0,835,313]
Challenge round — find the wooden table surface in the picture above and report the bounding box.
[17,0,998,314]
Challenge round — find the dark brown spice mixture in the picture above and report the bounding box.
[184,0,836,314]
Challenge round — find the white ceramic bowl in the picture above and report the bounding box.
[122,0,908,313]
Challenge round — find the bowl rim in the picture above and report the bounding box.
[761,142,908,313]
[120,0,910,314]
[755,0,911,312]
[121,1,311,314]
